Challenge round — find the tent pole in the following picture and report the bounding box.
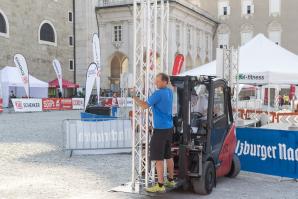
[267,85,270,124]
[254,85,257,127]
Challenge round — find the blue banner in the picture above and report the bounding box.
[236,128,298,179]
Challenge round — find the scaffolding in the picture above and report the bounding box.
[222,48,240,121]
[132,0,169,191]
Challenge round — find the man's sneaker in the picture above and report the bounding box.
[165,180,176,188]
[145,184,166,193]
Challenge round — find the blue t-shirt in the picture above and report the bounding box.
[147,87,173,129]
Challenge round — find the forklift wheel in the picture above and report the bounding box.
[191,161,215,195]
[226,154,241,178]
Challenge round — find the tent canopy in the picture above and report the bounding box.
[181,34,298,85]
[1,66,48,87]
[49,78,79,89]
[0,66,48,107]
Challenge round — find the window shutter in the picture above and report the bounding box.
[218,3,223,16]
[269,30,281,45]
[251,4,255,13]
[242,1,249,15]
[227,6,231,15]
[270,0,280,14]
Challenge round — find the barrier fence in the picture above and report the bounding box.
[0,98,3,113]
[11,98,84,112]
[236,109,298,124]
[63,118,132,156]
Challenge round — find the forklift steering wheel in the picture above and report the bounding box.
[191,112,204,119]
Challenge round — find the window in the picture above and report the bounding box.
[268,21,281,45]
[69,36,73,46]
[241,31,253,45]
[39,21,56,45]
[187,26,191,49]
[113,25,122,42]
[241,24,253,45]
[218,1,230,17]
[69,60,74,71]
[223,7,228,15]
[242,0,254,15]
[0,13,7,33]
[68,12,73,22]
[269,30,281,45]
[0,11,9,37]
[269,0,281,16]
[176,23,180,46]
[103,0,109,5]
[206,34,212,61]
[218,33,229,49]
[213,86,225,118]
[247,5,251,14]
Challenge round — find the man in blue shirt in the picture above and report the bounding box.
[133,73,175,193]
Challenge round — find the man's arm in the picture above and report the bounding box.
[133,96,149,109]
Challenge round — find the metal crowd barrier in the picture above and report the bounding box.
[63,118,132,156]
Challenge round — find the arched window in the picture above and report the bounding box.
[0,10,9,37]
[268,21,282,45]
[217,24,230,49]
[0,13,6,33]
[241,24,254,45]
[39,20,56,45]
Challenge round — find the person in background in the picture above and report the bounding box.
[58,90,62,98]
[10,91,16,98]
[111,92,118,117]
[284,95,289,105]
[278,94,283,109]
[9,91,16,108]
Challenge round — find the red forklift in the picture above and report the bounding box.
[170,75,240,195]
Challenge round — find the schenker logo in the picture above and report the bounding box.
[236,140,298,161]
[23,103,41,108]
[15,101,23,109]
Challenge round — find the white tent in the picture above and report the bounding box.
[181,34,298,85]
[1,66,48,107]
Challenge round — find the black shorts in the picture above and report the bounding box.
[150,128,173,161]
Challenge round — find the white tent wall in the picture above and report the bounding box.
[2,83,9,108]
[1,66,48,107]
[2,85,49,108]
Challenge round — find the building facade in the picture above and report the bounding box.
[75,0,218,91]
[205,0,298,55]
[0,0,75,84]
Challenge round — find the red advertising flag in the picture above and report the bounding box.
[172,54,184,75]
[60,98,73,110]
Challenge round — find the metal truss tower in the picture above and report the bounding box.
[222,48,240,120]
[132,0,169,191]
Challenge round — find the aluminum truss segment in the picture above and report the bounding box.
[132,0,169,191]
[223,47,240,121]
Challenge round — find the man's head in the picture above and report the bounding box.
[155,73,169,89]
